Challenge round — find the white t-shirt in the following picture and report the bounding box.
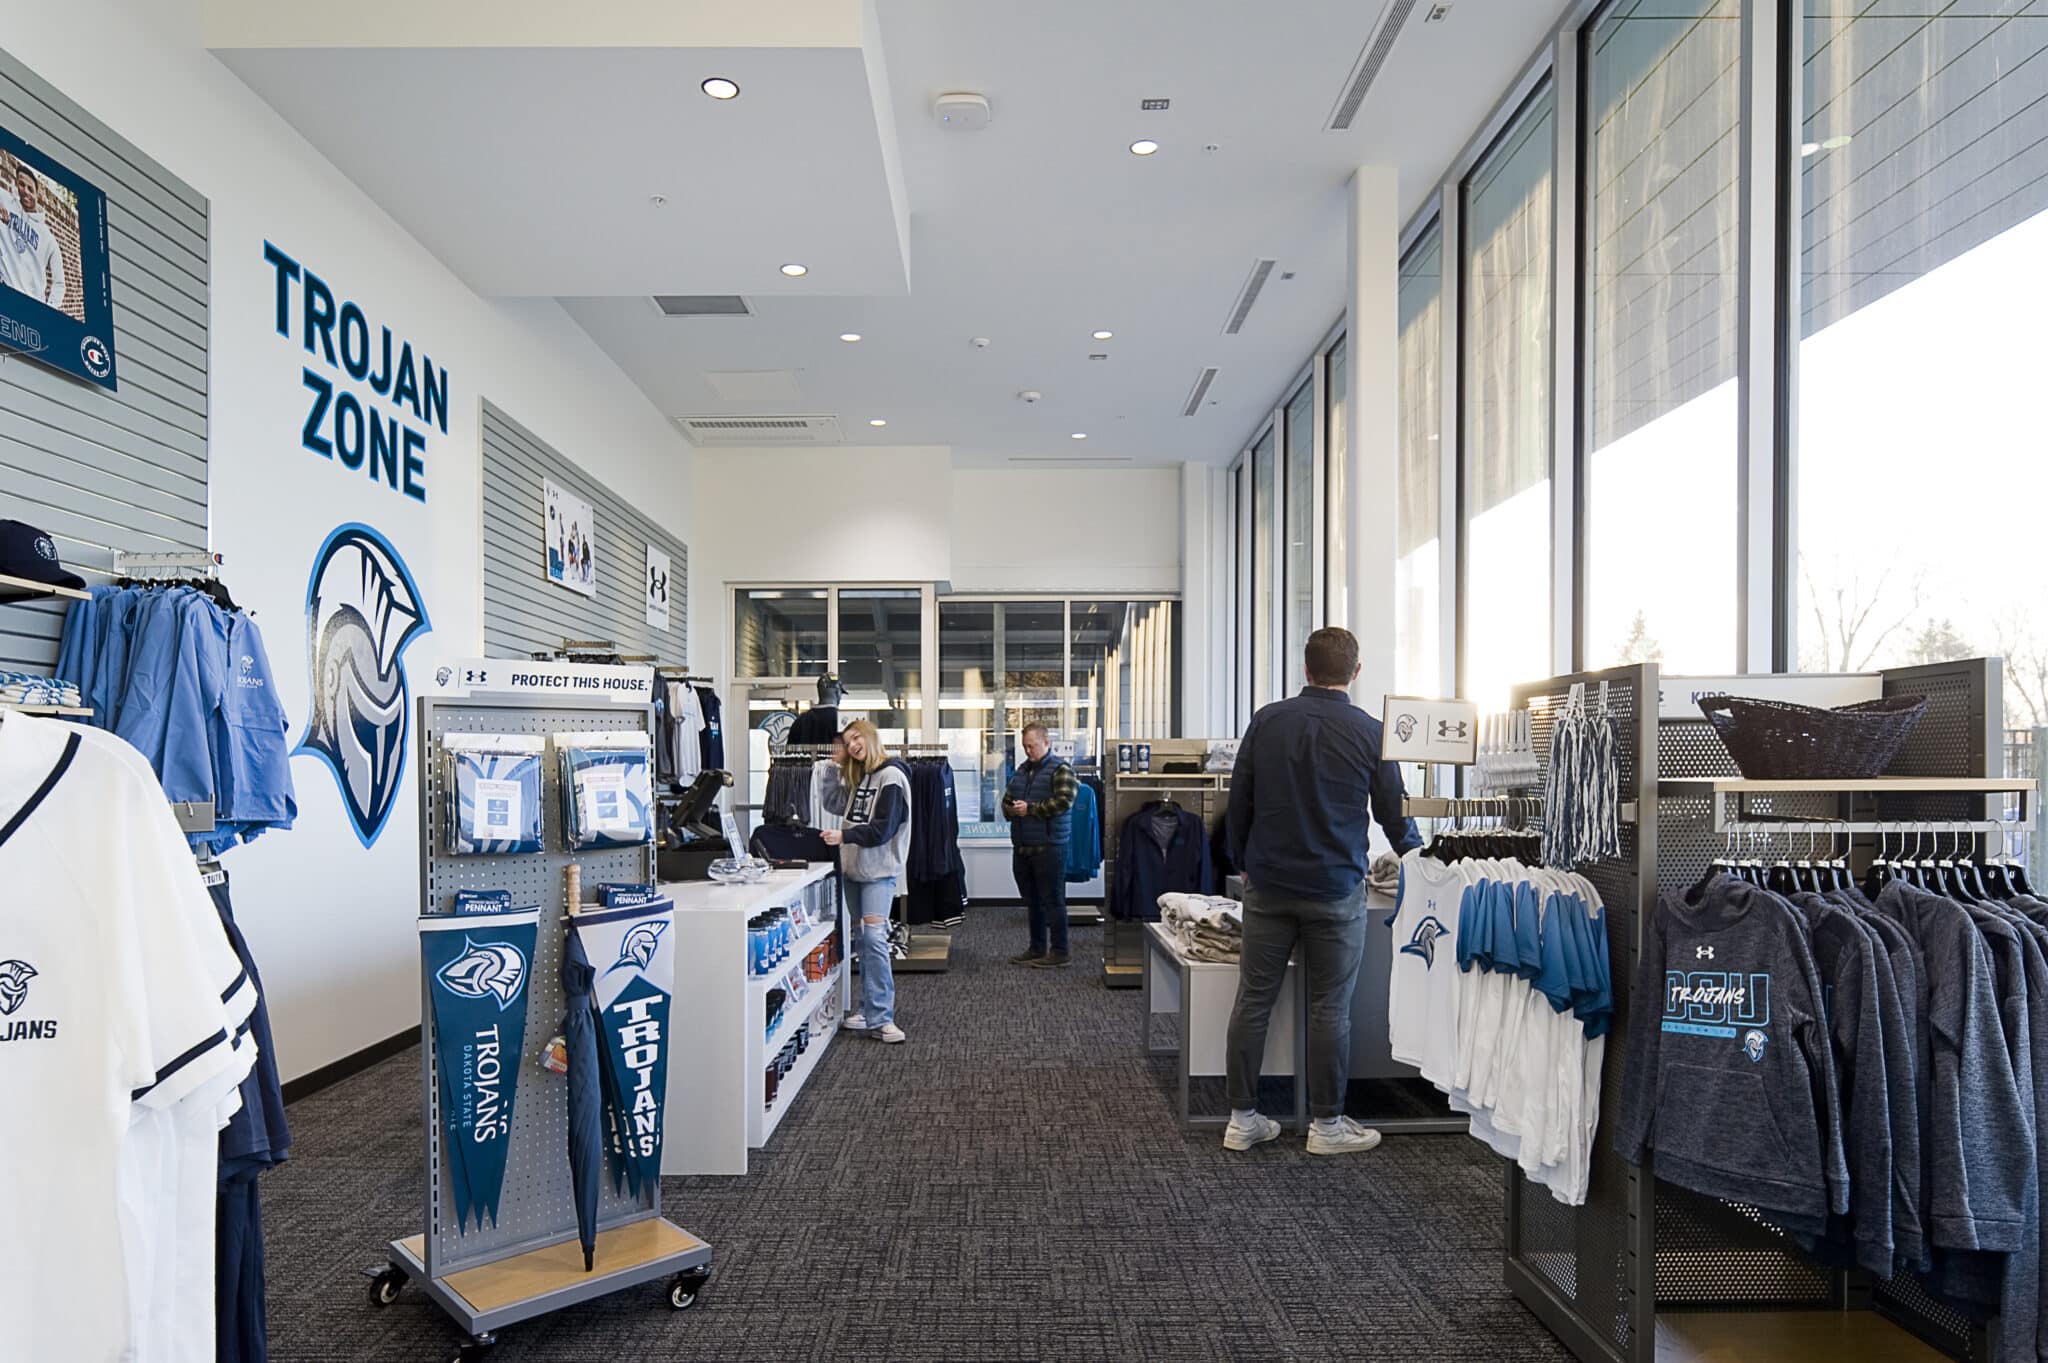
[0,187,64,309]
[0,716,252,1363]
[1386,851,1472,1082]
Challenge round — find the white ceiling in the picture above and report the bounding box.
[216,0,1573,467]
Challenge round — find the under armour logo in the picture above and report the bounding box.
[1436,720,1469,739]
[1695,945,1714,960]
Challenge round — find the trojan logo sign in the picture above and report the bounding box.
[296,523,431,847]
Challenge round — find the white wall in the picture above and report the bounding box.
[949,468,1181,595]
[689,444,953,676]
[3,0,697,1081]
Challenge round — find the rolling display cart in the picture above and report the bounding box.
[1502,659,2032,1363]
[369,689,712,1362]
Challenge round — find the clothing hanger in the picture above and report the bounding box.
[1862,824,1897,898]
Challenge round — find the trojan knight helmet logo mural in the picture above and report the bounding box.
[296,523,431,846]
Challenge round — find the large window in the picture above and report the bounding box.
[1397,226,1445,697]
[1462,85,1556,714]
[1326,335,1349,631]
[1250,426,1278,709]
[837,588,922,736]
[1793,5,2048,733]
[940,597,1179,828]
[1583,0,1741,673]
[735,588,829,676]
[1283,380,1317,693]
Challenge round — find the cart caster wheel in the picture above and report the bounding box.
[451,1331,497,1361]
[366,1265,407,1307]
[669,1267,712,1310]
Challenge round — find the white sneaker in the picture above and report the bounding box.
[842,1013,869,1032]
[1306,1117,1383,1156]
[1222,1113,1282,1151]
[876,1023,907,1044]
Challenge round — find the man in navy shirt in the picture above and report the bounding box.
[1222,627,1420,1156]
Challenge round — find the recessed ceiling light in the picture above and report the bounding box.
[1070,432,1088,440]
[780,263,808,277]
[840,332,862,342]
[702,78,740,100]
[1092,330,1114,340]
[1129,139,1160,156]
[869,418,888,427]
[1800,142,1822,157]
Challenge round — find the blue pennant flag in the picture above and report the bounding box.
[420,907,539,1233]
[567,898,676,1199]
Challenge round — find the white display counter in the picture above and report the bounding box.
[658,865,848,1175]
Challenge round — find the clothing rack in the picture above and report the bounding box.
[1102,745,1230,988]
[896,744,959,973]
[112,549,222,581]
[1507,657,2012,1363]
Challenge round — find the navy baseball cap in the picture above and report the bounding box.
[0,519,87,599]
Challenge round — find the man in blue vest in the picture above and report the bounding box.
[1003,721,1078,968]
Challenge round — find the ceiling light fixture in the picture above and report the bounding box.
[1822,134,1853,150]
[1801,142,1822,157]
[780,263,808,278]
[1092,330,1114,340]
[1070,432,1087,440]
[869,418,888,427]
[840,332,862,342]
[1129,140,1160,156]
[701,78,740,100]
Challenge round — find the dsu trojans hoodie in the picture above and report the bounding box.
[1615,876,1849,1222]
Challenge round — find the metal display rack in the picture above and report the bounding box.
[369,692,711,1362]
[1505,658,2020,1363]
[1100,741,1231,989]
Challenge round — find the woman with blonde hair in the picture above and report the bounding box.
[819,717,911,1043]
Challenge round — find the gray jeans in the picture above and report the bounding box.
[1225,882,1368,1121]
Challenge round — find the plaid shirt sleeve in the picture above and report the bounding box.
[1029,762,1079,819]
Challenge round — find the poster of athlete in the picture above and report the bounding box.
[0,123,116,388]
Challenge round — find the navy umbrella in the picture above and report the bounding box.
[560,927,604,1272]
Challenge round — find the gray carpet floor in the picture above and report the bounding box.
[264,909,1571,1362]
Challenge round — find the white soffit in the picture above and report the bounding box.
[210,0,908,298]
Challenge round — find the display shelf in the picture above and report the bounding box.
[663,864,846,1174]
[0,702,90,716]
[748,912,839,988]
[761,963,840,1059]
[759,1005,837,1145]
[0,572,90,602]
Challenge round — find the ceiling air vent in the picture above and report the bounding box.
[1182,366,1220,416]
[674,415,843,446]
[1223,260,1276,335]
[1008,456,1134,465]
[651,295,754,318]
[1326,0,1419,131]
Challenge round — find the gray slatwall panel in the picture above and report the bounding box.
[0,45,208,675]
[479,401,688,666]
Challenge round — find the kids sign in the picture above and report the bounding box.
[264,241,451,505]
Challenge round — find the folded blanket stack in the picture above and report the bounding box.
[1158,892,1244,963]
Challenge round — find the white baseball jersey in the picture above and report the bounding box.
[0,715,253,1362]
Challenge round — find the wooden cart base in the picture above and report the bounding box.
[383,1216,712,1341]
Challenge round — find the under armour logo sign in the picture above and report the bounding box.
[1695,945,1714,960]
[1436,720,1469,739]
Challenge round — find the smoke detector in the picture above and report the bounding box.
[935,92,991,131]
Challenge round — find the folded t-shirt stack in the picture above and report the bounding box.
[0,670,81,708]
[1159,892,1244,963]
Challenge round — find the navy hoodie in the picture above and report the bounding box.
[1616,876,1848,1222]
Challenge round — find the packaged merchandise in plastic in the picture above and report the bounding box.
[556,730,655,849]
[444,733,545,855]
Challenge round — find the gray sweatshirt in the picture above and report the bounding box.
[839,758,912,884]
[1873,880,2032,1254]
[1827,888,1926,1270]
[1616,877,1848,1222]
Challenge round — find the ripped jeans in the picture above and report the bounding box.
[849,876,897,1027]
